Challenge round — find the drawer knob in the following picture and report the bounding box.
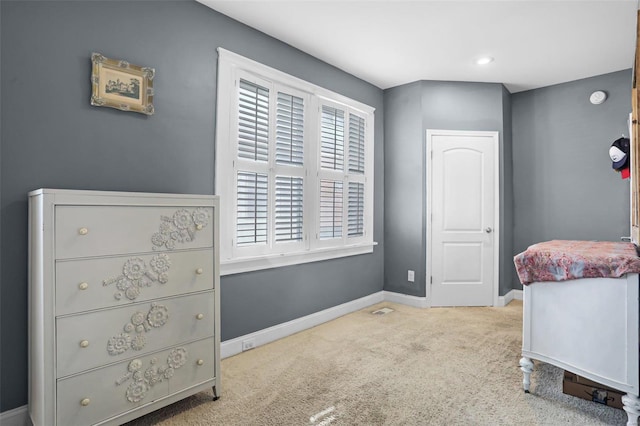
[196,224,203,230]
[196,313,204,320]
[80,398,91,406]
[195,268,204,275]
[78,227,89,236]
[80,340,89,348]
[197,359,204,366]
[78,282,89,291]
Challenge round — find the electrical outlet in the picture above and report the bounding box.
[408,270,415,282]
[242,338,255,351]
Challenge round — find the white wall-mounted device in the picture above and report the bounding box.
[589,90,607,105]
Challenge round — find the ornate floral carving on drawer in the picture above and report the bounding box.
[115,347,188,403]
[152,208,210,250]
[100,207,210,302]
[103,254,172,301]
[107,303,169,355]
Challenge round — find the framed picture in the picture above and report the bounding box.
[91,52,155,115]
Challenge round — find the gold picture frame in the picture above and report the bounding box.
[91,52,155,115]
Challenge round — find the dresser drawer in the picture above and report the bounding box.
[56,338,215,426]
[56,249,214,315]
[56,291,215,378]
[55,206,214,259]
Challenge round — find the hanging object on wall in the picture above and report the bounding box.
[90,52,155,115]
[609,136,630,179]
[590,90,607,105]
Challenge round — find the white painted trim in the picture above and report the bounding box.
[221,291,384,358]
[221,242,376,276]
[0,405,28,426]
[215,47,376,274]
[216,48,375,114]
[425,129,501,307]
[382,290,429,308]
[425,131,433,304]
[497,289,523,307]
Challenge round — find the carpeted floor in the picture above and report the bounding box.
[126,300,628,425]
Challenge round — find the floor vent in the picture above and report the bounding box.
[371,307,394,315]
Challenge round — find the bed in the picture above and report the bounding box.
[514,240,640,425]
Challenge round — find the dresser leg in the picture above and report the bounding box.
[623,393,640,426]
[519,357,534,393]
[212,385,220,401]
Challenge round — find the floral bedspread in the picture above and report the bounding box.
[513,240,640,285]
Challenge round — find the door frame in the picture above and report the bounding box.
[425,129,500,307]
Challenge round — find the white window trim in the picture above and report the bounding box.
[216,48,376,276]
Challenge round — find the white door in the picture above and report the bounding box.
[427,130,498,307]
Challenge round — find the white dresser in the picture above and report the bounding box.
[28,189,220,426]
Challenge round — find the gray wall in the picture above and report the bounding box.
[383,82,424,295]
[384,81,513,297]
[0,0,384,412]
[512,69,632,284]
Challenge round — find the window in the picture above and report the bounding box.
[216,49,375,275]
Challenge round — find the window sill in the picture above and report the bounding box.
[220,242,378,276]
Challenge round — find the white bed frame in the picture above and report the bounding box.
[520,273,640,425]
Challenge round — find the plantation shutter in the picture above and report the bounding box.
[238,79,269,162]
[348,113,365,174]
[319,180,343,239]
[275,176,304,242]
[348,182,364,237]
[320,106,344,170]
[276,92,304,165]
[236,78,271,249]
[274,90,305,245]
[218,50,375,269]
[236,172,268,246]
[347,112,366,239]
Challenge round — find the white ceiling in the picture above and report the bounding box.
[198,0,638,93]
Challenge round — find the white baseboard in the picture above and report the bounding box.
[220,291,385,359]
[0,405,29,426]
[382,290,429,308]
[383,289,520,309]
[497,289,523,306]
[221,288,524,358]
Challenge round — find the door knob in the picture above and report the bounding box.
[485,227,493,233]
